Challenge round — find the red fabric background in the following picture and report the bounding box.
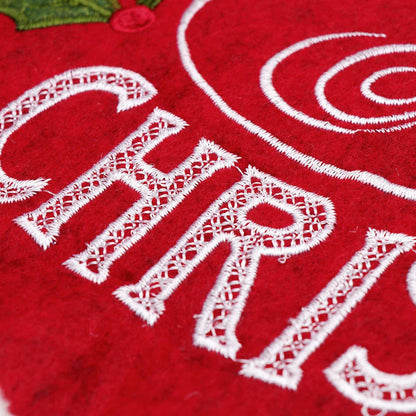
[0,1,415,415]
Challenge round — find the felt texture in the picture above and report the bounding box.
[0,1,415,415]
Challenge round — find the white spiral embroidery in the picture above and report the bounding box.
[261,32,416,134]
[361,67,416,106]
[325,346,416,414]
[178,2,416,200]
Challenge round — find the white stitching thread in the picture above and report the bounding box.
[325,346,416,414]
[177,1,416,201]
[360,67,416,106]
[406,261,416,307]
[315,44,416,127]
[64,134,238,282]
[262,32,383,134]
[262,36,416,132]
[114,166,335,359]
[0,66,157,203]
[240,229,416,389]
[16,108,184,250]
[16,108,238,284]
[0,390,13,416]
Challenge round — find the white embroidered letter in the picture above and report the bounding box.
[326,346,416,414]
[406,261,416,306]
[114,167,335,358]
[17,109,237,283]
[0,66,157,202]
[241,229,415,390]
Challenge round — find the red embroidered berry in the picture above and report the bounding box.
[110,5,155,33]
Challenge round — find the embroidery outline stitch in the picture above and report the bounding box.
[64,137,238,283]
[262,35,416,133]
[114,166,336,359]
[178,0,416,201]
[0,66,157,203]
[361,67,416,106]
[240,229,416,390]
[15,108,186,250]
[406,261,416,306]
[325,346,416,414]
[314,44,416,128]
[16,108,238,284]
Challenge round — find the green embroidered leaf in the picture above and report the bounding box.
[136,0,162,10]
[0,0,120,30]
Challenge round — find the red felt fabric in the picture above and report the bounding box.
[0,1,415,415]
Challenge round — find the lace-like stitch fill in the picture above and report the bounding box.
[17,108,238,283]
[241,229,415,389]
[0,66,157,203]
[115,167,335,358]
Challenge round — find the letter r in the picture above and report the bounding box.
[115,167,335,358]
